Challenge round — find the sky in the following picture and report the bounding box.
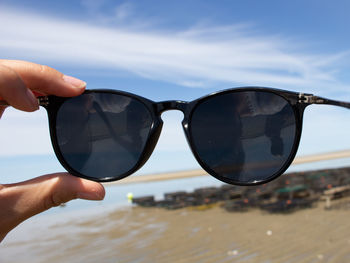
[1,0,350,182]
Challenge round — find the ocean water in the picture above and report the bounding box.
[1,153,350,216]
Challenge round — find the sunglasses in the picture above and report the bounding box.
[1,87,349,185]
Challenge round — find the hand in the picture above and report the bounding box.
[0,60,105,242]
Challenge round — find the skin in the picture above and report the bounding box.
[0,60,105,242]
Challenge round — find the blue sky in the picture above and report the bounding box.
[1,0,350,182]
[2,0,350,96]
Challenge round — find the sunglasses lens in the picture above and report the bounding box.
[55,92,153,180]
[190,90,297,184]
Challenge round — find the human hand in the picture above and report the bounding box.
[0,60,105,242]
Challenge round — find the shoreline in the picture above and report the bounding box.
[106,149,350,185]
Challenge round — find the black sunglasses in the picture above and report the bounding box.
[1,87,349,185]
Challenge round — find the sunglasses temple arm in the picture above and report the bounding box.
[300,94,350,110]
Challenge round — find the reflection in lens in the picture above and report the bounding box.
[190,91,297,184]
[56,93,153,179]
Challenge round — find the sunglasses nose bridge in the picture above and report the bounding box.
[156,100,188,114]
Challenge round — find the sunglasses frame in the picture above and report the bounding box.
[38,87,316,185]
[1,86,349,185]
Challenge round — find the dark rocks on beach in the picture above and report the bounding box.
[259,197,318,213]
[132,196,155,207]
[132,167,350,213]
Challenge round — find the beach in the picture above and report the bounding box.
[2,197,350,263]
[2,160,350,263]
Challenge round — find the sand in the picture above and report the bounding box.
[3,198,350,263]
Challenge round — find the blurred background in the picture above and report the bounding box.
[1,1,350,262]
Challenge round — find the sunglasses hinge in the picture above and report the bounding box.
[298,93,325,104]
[38,96,49,106]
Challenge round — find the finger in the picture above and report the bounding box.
[0,60,86,97]
[0,64,39,111]
[0,173,105,241]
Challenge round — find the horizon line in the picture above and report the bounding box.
[106,149,350,186]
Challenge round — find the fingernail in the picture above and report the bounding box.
[77,191,104,201]
[63,75,86,89]
[26,89,39,110]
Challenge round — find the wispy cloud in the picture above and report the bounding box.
[1,6,349,94]
[80,0,136,26]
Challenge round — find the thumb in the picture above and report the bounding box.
[0,173,105,241]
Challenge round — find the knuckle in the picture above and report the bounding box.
[44,192,64,210]
[43,177,77,210]
[38,64,51,75]
[49,193,61,208]
[37,64,62,81]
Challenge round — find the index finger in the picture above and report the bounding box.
[0,60,86,97]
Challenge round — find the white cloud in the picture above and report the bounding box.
[0,108,52,156]
[0,6,349,94]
